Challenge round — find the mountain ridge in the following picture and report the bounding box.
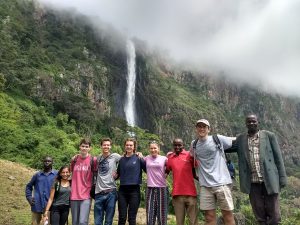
[0,0,299,172]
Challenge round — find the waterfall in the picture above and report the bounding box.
[124,39,137,127]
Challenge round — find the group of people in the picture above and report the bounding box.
[25,114,287,225]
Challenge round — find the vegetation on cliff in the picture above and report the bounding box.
[0,0,159,165]
[1,0,300,223]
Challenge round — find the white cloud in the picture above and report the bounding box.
[38,0,300,96]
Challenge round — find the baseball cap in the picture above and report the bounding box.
[196,119,210,127]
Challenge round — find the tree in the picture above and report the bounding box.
[0,73,5,91]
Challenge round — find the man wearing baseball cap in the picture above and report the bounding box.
[190,119,236,225]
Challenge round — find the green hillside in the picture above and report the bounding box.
[0,0,161,167]
[0,92,80,167]
[1,0,300,166]
[1,0,300,223]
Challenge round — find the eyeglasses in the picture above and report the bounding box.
[149,140,159,144]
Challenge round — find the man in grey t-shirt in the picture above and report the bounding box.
[190,119,236,225]
[94,138,121,225]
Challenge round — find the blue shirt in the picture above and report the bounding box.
[25,170,57,212]
[117,155,146,185]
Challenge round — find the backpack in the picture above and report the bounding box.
[227,161,235,179]
[193,134,227,157]
[54,181,61,199]
[192,134,229,165]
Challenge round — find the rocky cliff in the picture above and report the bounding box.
[1,0,299,170]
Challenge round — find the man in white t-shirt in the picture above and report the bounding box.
[190,119,235,225]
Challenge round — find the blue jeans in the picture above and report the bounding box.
[94,190,117,225]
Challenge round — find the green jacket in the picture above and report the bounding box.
[233,130,287,194]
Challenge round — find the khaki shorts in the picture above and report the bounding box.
[199,185,234,211]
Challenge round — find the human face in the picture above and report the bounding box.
[125,141,135,156]
[246,115,259,134]
[149,143,160,157]
[60,168,70,181]
[79,143,91,156]
[173,139,183,155]
[43,157,53,170]
[196,123,210,139]
[101,141,111,154]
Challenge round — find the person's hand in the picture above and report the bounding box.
[166,151,173,157]
[43,214,49,222]
[71,154,80,161]
[43,210,50,221]
[112,171,118,179]
[30,197,35,206]
[136,152,143,158]
[194,159,200,168]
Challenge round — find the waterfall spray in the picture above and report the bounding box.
[124,39,137,127]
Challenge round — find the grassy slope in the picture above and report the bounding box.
[0,159,35,225]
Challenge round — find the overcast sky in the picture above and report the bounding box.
[38,0,300,97]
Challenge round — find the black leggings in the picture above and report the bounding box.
[118,185,141,225]
[50,205,70,225]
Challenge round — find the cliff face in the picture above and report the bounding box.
[134,48,300,165]
[1,0,299,168]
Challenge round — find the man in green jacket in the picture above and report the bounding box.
[231,114,287,225]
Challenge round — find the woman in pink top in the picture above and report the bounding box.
[144,141,168,225]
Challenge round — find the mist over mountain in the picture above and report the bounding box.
[0,0,300,173]
[38,0,300,97]
[1,2,300,224]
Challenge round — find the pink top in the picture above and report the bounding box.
[70,155,96,200]
[145,155,167,187]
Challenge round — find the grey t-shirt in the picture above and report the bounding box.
[95,153,121,193]
[190,135,232,187]
[52,183,71,206]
